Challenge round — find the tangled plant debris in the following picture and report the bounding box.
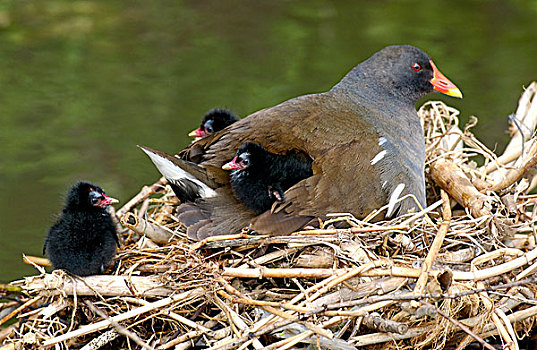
[2,83,537,350]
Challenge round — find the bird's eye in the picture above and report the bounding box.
[240,156,249,166]
[412,63,421,72]
[89,191,102,205]
[204,120,214,134]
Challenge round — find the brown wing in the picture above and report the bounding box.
[177,187,258,240]
[178,91,388,236]
[181,93,346,166]
[251,138,386,234]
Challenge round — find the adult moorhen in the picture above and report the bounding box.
[222,142,313,214]
[142,45,462,240]
[43,182,119,276]
[188,108,239,141]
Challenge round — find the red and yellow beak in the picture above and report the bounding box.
[222,157,242,171]
[430,60,463,99]
[188,128,206,138]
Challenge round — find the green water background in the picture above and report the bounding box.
[1,0,537,282]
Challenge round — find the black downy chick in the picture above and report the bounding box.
[43,182,119,276]
[222,142,313,214]
[188,108,239,140]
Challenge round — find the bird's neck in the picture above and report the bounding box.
[329,68,425,172]
[331,65,419,107]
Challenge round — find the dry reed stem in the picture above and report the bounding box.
[84,300,155,350]
[155,330,205,350]
[293,225,408,235]
[80,330,120,350]
[351,326,429,346]
[362,312,408,334]
[223,267,350,279]
[219,279,334,339]
[258,305,333,339]
[485,82,537,178]
[433,302,495,350]
[19,274,173,297]
[487,148,537,192]
[223,269,359,346]
[478,305,537,338]
[42,288,204,347]
[121,212,174,244]
[213,296,264,349]
[122,297,214,334]
[0,296,42,326]
[231,247,300,267]
[191,233,269,250]
[430,159,494,217]
[7,87,537,349]
[22,255,51,267]
[413,190,451,299]
[222,248,537,281]
[116,177,167,219]
[351,305,537,347]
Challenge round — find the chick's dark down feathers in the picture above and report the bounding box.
[43,182,119,276]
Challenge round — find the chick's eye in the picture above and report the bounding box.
[412,63,421,72]
[204,120,214,134]
[89,191,102,205]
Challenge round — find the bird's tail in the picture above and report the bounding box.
[139,145,218,202]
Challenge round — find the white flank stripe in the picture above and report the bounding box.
[370,150,387,165]
[378,137,388,146]
[386,183,405,217]
[141,149,217,198]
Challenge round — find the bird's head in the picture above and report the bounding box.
[343,45,462,103]
[65,182,119,211]
[222,142,268,171]
[188,108,238,140]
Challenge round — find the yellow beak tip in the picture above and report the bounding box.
[434,86,463,99]
[449,89,463,99]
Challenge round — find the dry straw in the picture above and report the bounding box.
[2,83,537,349]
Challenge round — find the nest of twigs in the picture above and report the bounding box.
[3,83,537,350]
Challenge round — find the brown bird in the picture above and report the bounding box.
[141,45,462,240]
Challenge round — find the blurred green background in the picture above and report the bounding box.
[1,0,537,282]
